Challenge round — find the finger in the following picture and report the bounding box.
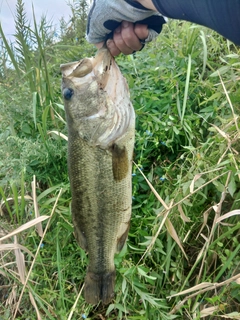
[112,25,134,55]
[134,23,149,41]
[106,39,122,57]
[120,21,143,51]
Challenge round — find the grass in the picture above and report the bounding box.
[0,2,240,319]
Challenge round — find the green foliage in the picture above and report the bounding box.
[0,4,240,320]
[64,0,89,43]
[0,0,95,187]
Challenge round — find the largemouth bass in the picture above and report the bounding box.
[60,47,135,305]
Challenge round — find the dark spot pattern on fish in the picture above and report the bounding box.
[111,143,129,181]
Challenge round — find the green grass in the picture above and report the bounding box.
[0,2,240,319]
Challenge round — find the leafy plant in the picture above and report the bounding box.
[0,3,240,319]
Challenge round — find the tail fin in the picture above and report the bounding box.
[84,270,116,305]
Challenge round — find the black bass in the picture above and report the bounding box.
[60,47,135,304]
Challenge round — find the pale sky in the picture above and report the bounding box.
[0,0,72,39]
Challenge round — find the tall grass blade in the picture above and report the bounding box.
[169,273,240,314]
[20,171,26,221]
[214,243,240,282]
[56,229,66,310]
[32,5,53,104]
[165,218,188,260]
[219,72,239,134]
[14,235,26,284]
[0,187,13,219]
[0,216,49,242]
[67,284,85,320]
[168,282,212,298]
[48,131,68,141]
[14,235,42,319]
[0,23,21,76]
[199,30,207,80]
[200,306,221,317]
[14,0,35,92]
[216,209,240,223]
[11,183,19,222]
[181,55,191,124]
[134,161,169,210]
[31,176,43,237]
[13,188,63,319]
[32,92,38,129]
[176,89,182,119]
[0,243,34,257]
[28,291,42,320]
[218,312,240,319]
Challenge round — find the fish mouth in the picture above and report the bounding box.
[60,47,113,89]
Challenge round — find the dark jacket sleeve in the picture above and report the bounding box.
[152,0,240,45]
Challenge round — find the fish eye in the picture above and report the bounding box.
[63,88,74,100]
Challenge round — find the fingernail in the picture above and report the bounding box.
[115,26,121,33]
[122,21,129,28]
[106,39,113,47]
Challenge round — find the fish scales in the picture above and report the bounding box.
[60,48,135,305]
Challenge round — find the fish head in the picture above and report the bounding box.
[61,48,111,120]
[60,47,135,148]
[60,48,116,141]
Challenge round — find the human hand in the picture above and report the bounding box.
[87,0,166,55]
[95,21,150,56]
